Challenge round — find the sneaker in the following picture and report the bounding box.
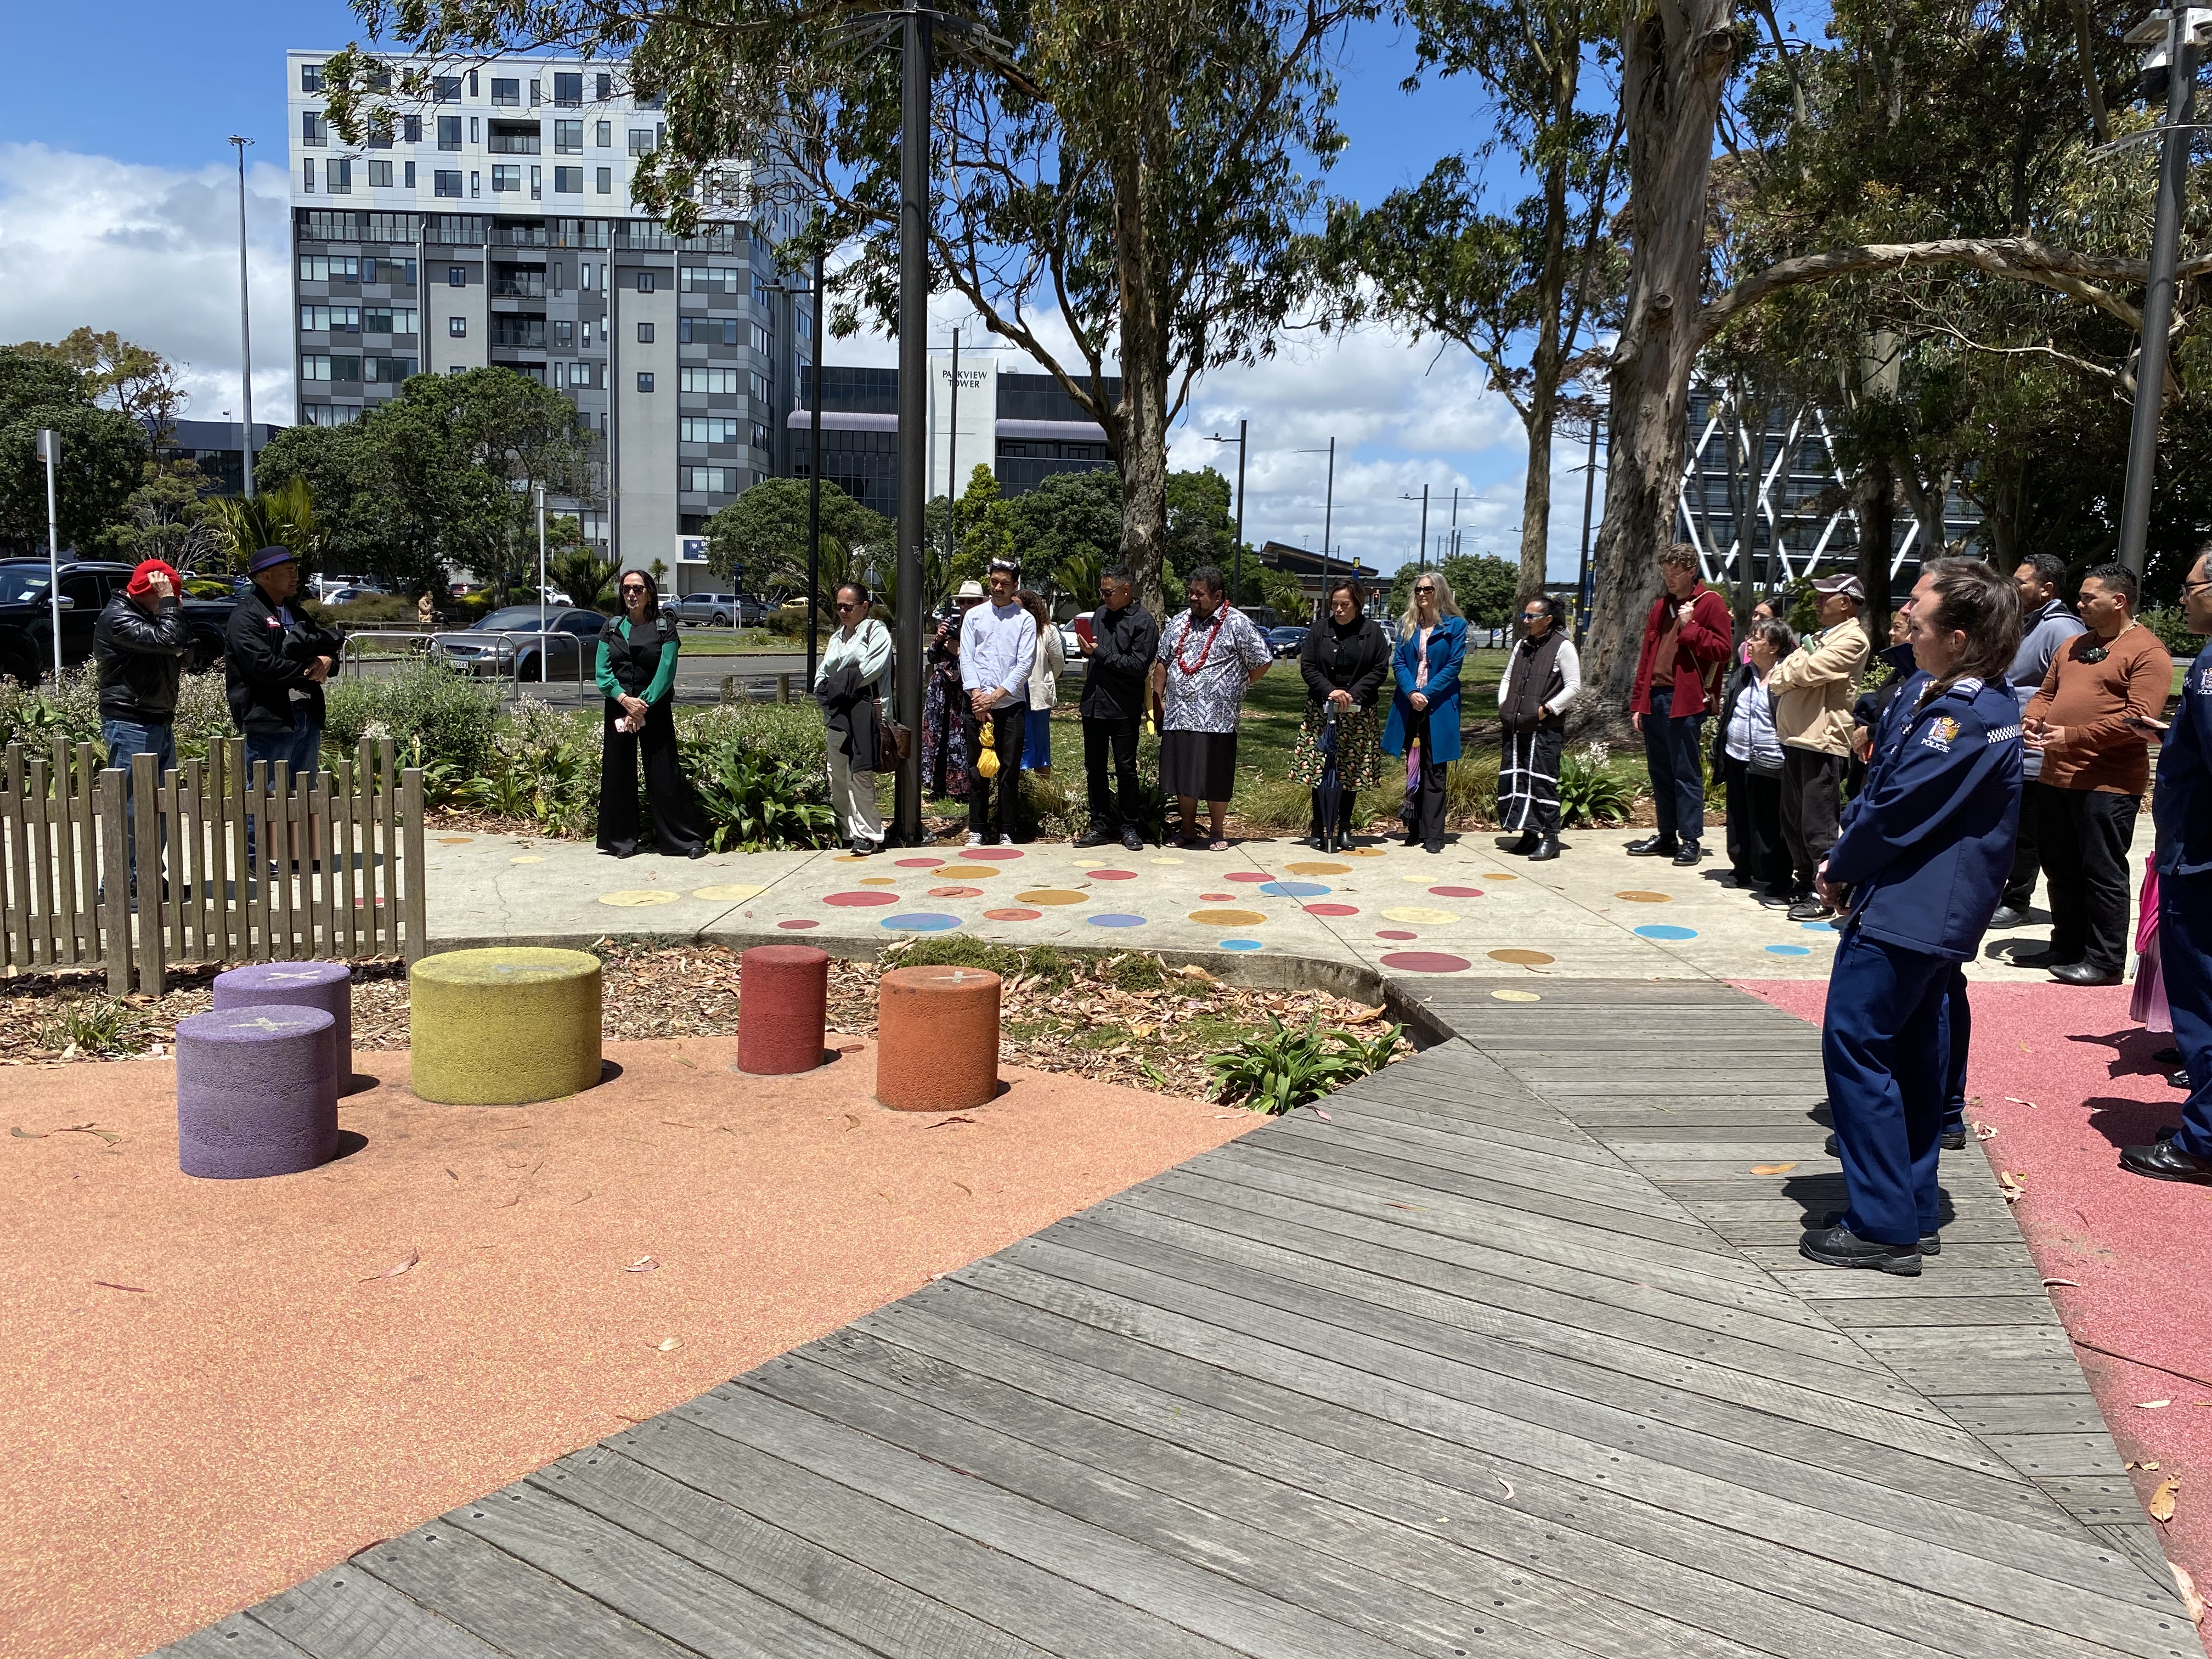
[1120,828,1145,853]
[1818,1210,1939,1255]
[965,831,987,848]
[848,837,874,856]
[1672,840,1703,866]
[1071,828,1117,849]
[1799,1222,1921,1276]
[1786,899,1835,922]
[1626,834,1680,857]
[2170,1068,2191,1091]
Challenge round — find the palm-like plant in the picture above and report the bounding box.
[210,479,324,574]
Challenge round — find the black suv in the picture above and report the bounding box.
[0,560,236,687]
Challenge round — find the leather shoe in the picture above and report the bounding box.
[2170,1068,2191,1091]
[1799,1222,1921,1276]
[1786,899,1835,922]
[1672,840,1703,866]
[2006,950,2070,969]
[1072,828,1116,849]
[1987,905,2030,928]
[1626,834,1679,857]
[1820,1210,1939,1255]
[2119,1138,2212,1184]
[1120,828,1146,853]
[1502,831,1540,855]
[2049,962,2120,986]
[1528,838,1561,862]
[1941,1124,1967,1150]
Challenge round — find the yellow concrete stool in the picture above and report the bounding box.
[409,947,603,1105]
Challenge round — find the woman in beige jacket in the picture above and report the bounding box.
[1018,589,1065,775]
[1764,572,1872,919]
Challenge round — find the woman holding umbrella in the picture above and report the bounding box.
[1291,577,1389,848]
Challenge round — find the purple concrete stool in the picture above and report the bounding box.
[176,1005,338,1180]
[213,961,353,1092]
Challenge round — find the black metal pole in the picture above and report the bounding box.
[1232,417,1246,602]
[1576,407,1603,641]
[805,237,825,690]
[945,330,960,569]
[2118,18,2197,579]
[894,0,930,845]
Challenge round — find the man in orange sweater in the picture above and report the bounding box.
[2020,562,2174,986]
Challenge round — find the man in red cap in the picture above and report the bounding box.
[94,559,192,885]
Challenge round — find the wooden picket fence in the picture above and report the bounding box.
[0,736,427,993]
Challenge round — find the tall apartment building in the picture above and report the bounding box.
[285,50,810,585]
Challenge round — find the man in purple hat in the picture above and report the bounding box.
[225,545,343,864]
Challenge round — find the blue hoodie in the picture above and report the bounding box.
[1827,670,2023,960]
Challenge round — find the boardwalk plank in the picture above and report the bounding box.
[243,1564,512,1659]
[154,1616,312,1659]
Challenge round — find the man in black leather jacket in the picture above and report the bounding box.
[94,559,192,884]
[1074,563,1161,850]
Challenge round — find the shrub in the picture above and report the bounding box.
[678,700,837,850]
[453,697,599,832]
[2145,606,2198,659]
[323,658,501,778]
[1207,1015,1406,1112]
[1559,742,1637,826]
[321,593,419,625]
[172,672,234,763]
[0,667,101,752]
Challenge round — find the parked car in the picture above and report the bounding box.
[1266,624,1310,659]
[427,606,607,681]
[671,591,742,628]
[0,558,235,687]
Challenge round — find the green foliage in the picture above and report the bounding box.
[706,477,891,603]
[888,936,1076,985]
[677,701,837,851]
[1559,742,1637,826]
[321,658,502,780]
[210,478,325,575]
[1384,553,1520,628]
[35,995,153,1058]
[100,460,228,569]
[324,592,419,625]
[550,546,619,611]
[453,698,599,834]
[10,327,185,435]
[2143,607,2200,661]
[0,666,101,749]
[0,348,149,558]
[1008,469,1124,588]
[1207,1015,1407,1113]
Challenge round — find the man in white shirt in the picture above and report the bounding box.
[958,558,1038,845]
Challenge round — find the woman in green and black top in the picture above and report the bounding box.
[596,569,707,858]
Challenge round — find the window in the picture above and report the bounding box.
[595,166,612,194]
[469,117,481,142]
[367,119,392,149]
[491,315,545,346]
[467,69,478,97]
[554,71,583,106]
[302,159,317,192]
[449,316,468,337]
[595,119,612,147]
[680,366,740,393]
[531,79,544,106]
[530,165,543,199]
[297,254,360,281]
[633,321,653,343]
[362,256,415,285]
[368,159,393,188]
[681,416,740,443]
[492,165,520,192]
[754,274,777,308]
[678,316,739,346]
[448,265,467,286]
[364,356,418,382]
[403,114,422,143]
[327,159,352,194]
[554,166,582,194]
[432,76,461,103]
[405,161,416,188]
[636,371,656,392]
[302,111,326,146]
[302,353,331,380]
[680,265,741,294]
[301,61,324,92]
[553,119,582,155]
[684,467,738,494]
[750,369,772,403]
[300,304,363,332]
[435,169,463,197]
[751,322,773,357]
[628,127,657,156]
[635,270,657,293]
[437,115,462,150]
[596,71,613,100]
[471,171,482,197]
[491,77,520,106]
[364,307,418,334]
[751,421,772,452]
[552,319,574,348]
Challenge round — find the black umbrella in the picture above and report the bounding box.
[1316,702,1343,853]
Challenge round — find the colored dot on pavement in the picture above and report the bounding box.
[858,877,898,885]
[777,918,820,929]
[1224,871,1271,883]
[1190,909,1268,927]
[1381,951,1472,974]
[895,857,943,868]
[965,847,1024,861]
[1376,929,1417,941]
[882,912,962,932]
[1150,857,1186,866]
[597,890,679,906]
[823,890,900,907]
[510,855,545,864]
[1765,944,1812,956]
[1429,885,1485,899]
[1381,906,1459,926]
[1219,939,1265,952]
[832,854,872,863]
[983,907,1042,922]
[1634,924,1699,941]
[1016,889,1090,906]
[1801,920,1836,932]
[692,884,766,902]
[1489,948,1554,965]
[1617,890,1672,902]
[1347,848,1390,857]
[1305,903,1359,917]
[1086,869,1139,881]
[1481,872,1517,881]
[1088,913,1148,928]
[1285,862,1352,875]
[928,885,984,898]
[934,865,1000,879]
[1200,893,1237,901]
[1492,989,1542,1002]
[1258,881,1330,897]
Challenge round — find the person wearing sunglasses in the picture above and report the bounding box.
[1496,593,1578,861]
[1382,571,1466,853]
[814,582,893,855]
[594,568,707,859]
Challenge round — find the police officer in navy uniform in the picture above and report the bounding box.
[2121,542,2212,1183]
[1802,558,2024,1274]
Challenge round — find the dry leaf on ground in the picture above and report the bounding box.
[1972,1121,1999,1140]
[2148,1478,2181,1523]
[2136,1400,2174,1409]
[2171,1562,2205,1625]
[2042,1278,2080,1288]
[1997,1171,2028,1203]
[655,1336,683,1353]
[362,1248,420,1283]
[624,1256,658,1273]
[1750,1163,1797,1176]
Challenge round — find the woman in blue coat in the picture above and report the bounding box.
[1803,558,2022,1276]
[1382,572,1468,853]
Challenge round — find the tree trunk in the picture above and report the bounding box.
[1581,0,1738,720]
[1516,145,1573,610]
[1855,455,1894,644]
[1111,146,1172,623]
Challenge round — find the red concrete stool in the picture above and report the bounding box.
[876,964,1001,1111]
[737,944,831,1075]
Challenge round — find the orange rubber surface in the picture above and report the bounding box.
[0,1038,1252,1659]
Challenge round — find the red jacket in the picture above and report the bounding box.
[1630,584,1733,717]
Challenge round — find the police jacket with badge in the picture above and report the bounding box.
[2155,652,2212,879]
[1825,670,2022,960]
[223,585,345,732]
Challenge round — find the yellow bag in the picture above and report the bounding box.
[975,718,1001,779]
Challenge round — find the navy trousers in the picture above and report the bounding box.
[1824,928,1951,1244]
[1938,964,1970,1133]
[1642,686,1706,843]
[2157,873,2212,1158]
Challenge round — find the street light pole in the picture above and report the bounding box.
[1321,436,1335,591]
[1577,404,1605,640]
[535,484,549,686]
[1200,419,1248,600]
[806,238,825,692]
[893,0,931,846]
[36,428,61,681]
[229,136,257,499]
[945,329,960,573]
[2117,7,2204,579]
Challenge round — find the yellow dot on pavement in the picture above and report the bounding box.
[509,855,545,864]
[858,877,898,886]
[692,884,765,902]
[935,865,1000,879]
[597,889,679,906]
[1285,862,1352,875]
[1489,948,1554,965]
[1491,989,1542,1002]
[1150,856,1185,865]
[1189,908,1268,926]
[1346,847,1389,857]
[1016,889,1091,906]
[1481,871,1517,881]
[1381,906,1459,926]
[1616,890,1671,902]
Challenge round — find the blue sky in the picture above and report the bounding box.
[0,1,1576,574]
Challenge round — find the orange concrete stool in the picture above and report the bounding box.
[876,964,1001,1111]
[737,944,831,1075]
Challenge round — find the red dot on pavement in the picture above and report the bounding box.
[1086,869,1138,880]
[778,918,821,930]
[1305,904,1359,916]
[1380,951,1471,973]
[823,891,900,907]
[1376,929,1417,940]
[1224,871,1270,883]
[1429,885,1485,899]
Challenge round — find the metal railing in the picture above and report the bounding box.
[341,629,596,700]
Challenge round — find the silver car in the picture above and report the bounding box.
[429,606,607,680]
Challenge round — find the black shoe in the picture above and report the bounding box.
[2007,950,2072,970]
[1120,828,1145,853]
[1672,840,1703,866]
[2170,1068,2191,1091]
[1824,1132,1838,1156]
[1424,841,1444,855]
[1988,905,2030,928]
[1760,889,1804,909]
[1786,899,1835,922]
[2119,1139,2212,1184]
[1626,834,1680,857]
[848,837,873,856]
[1502,831,1540,856]
[2154,1046,2181,1064]
[1799,1222,1922,1275]
[2049,962,2120,986]
[1940,1124,1967,1151]
[1528,838,1561,862]
[1072,828,1116,849]
[1819,1210,1939,1255]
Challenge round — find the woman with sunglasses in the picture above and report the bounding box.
[814,582,892,855]
[1383,572,1466,853]
[1291,577,1388,847]
[594,569,707,859]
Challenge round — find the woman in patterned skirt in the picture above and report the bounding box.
[1291,577,1389,847]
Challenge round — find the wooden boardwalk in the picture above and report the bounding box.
[159,979,2198,1659]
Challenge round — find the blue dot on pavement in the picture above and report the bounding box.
[1801,920,1836,932]
[1633,924,1698,941]
[1257,881,1329,897]
[1765,944,1812,956]
[1088,913,1147,928]
[1219,939,1265,952]
[882,913,961,932]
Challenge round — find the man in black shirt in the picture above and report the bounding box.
[1074,563,1160,851]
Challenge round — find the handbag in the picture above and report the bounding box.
[873,697,911,766]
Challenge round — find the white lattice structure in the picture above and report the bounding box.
[1675,383,1982,596]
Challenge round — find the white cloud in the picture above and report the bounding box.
[0,143,295,425]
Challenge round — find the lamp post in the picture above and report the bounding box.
[1201,419,1247,600]
[1575,402,1606,641]
[535,483,549,686]
[1398,484,1431,577]
[893,0,930,847]
[36,428,61,681]
[229,135,257,499]
[763,232,829,688]
[1293,438,1336,618]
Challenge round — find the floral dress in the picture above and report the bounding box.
[920,623,969,798]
